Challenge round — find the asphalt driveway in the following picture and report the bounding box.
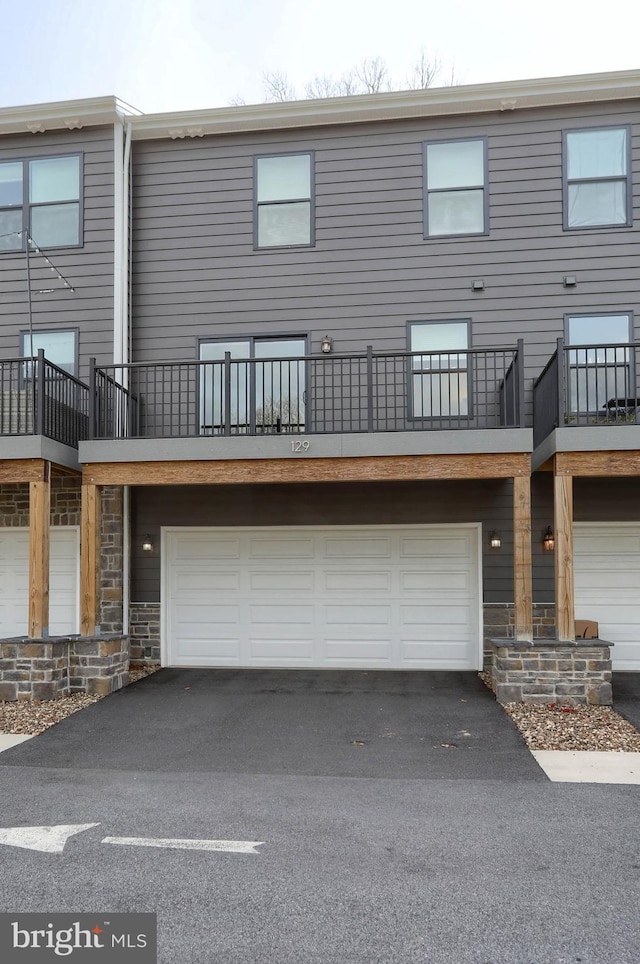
[1,669,544,780]
[613,671,640,730]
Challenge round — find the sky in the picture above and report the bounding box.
[1,0,638,114]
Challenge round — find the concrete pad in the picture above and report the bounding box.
[532,750,640,784]
[0,734,33,753]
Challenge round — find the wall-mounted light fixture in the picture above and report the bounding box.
[489,530,501,549]
[543,526,555,552]
[142,535,154,552]
[321,335,333,354]
[471,279,485,292]
[563,275,577,287]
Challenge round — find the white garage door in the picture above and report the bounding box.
[0,528,79,637]
[574,523,640,670]
[163,525,481,670]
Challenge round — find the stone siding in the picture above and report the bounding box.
[100,486,124,635]
[484,640,613,706]
[483,603,556,650]
[0,478,81,527]
[129,603,161,664]
[0,635,129,701]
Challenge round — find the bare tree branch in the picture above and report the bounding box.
[355,56,390,94]
[406,48,442,89]
[262,71,298,102]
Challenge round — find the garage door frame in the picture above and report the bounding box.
[160,523,483,670]
[0,525,80,637]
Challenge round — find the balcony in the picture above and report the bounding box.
[533,338,640,450]
[0,351,90,452]
[88,343,525,443]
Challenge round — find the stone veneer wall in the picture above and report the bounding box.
[129,603,161,664]
[0,478,82,527]
[0,635,129,701]
[484,641,613,706]
[483,603,556,649]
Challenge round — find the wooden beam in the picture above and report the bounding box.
[28,473,50,637]
[513,474,533,640]
[83,453,531,487]
[554,473,575,642]
[555,450,640,477]
[80,483,99,636]
[0,458,46,483]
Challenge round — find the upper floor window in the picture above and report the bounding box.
[20,328,78,376]
[424,139,486,237]
[564,128,630,229]
[0,154,82,252]
[409,320,470,417]
[255,153,313,248]
[566,313,632,413]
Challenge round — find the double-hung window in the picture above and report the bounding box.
[255,153,313,248]
[199,336,307,434]
[0,154,81,252]
[424,139,487,237]
[566,314,632,413]
[564,128,630,229]
[410,321,470,418]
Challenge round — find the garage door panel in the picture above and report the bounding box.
[324,571,391,592]
[165,526,480,670]
[574,524,640,671]
[249,571,315,591]
[174,536,240,560]
[249,639,314,661]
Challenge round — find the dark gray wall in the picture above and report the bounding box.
[0,125,115,378]
[131,478,551,604]
[130,101,640,417]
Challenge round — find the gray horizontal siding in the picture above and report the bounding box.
[0,126,115,378]
[131,99,640,426]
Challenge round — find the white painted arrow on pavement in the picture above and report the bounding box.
[101,836,264,854]
[0,823,99,853]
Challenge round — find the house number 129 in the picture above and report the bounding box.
[291,440,310,452]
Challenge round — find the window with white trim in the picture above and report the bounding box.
[424,139,486,237]
[0,154,81,252]
[564,128,630,229]
[410,321,470,417]
[255,153,313,248]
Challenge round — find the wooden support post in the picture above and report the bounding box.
[513,474,533,640]
[81,483,100,636]
[554,472,575,642]
[28,470,50,637]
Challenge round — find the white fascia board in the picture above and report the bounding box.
[0,96,141,136]
[130,68,640,140]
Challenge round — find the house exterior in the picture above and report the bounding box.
[1,70,639,703]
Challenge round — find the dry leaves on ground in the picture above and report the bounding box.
[0,666,159,737]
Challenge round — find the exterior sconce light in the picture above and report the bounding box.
[471,279,485,292]
[321,335,333,354]
[543,526,555,552]
[489,530,501,549]
[142,535,153,552]
[563,275,577,287]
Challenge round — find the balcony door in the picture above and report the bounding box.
[566,314,633,414]
[199,336,306,435]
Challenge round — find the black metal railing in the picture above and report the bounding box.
[0,350,90,447]
[89,344,524,440]
[533,338,640,446]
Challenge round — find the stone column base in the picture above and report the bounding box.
[484,639,613,706]
[0,635,130,701]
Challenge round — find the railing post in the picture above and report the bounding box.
[516,338,525,428]
[224,352,232,437]
[35,349,46,436]
[88,358,96,440]
[366,345,374,432]
[556,337,565,429]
